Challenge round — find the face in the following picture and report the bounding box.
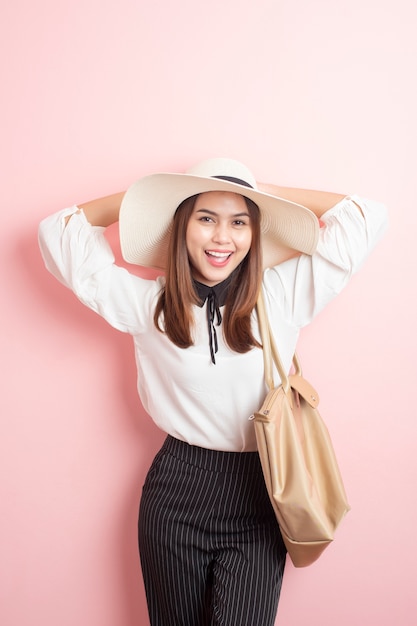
[186,191,253,286]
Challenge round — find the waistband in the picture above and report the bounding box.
[160,435,262,474]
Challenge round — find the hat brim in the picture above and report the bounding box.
[119,173,319,270]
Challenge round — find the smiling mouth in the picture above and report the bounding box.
[205,251,232,259]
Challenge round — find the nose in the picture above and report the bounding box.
[212,221,231,244]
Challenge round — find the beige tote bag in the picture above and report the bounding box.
[253,291,350,567]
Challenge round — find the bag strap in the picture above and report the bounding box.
[256,289,302,393]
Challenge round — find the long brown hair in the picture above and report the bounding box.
[153,193,263,352]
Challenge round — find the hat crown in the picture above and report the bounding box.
[186,158,257,190]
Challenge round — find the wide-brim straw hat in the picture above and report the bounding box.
[119,157,319,270]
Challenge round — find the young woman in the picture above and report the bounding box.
[38,157,388,626]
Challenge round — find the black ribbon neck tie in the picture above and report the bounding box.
[193,274,233,364]
[206,289,222,364]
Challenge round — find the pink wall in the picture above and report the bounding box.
[1,1,415,624]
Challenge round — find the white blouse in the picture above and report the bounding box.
[38,195,388,451]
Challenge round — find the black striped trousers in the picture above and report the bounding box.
[138,436,286,626]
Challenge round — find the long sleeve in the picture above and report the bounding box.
[263,195,389,328]
[38,207,161,335]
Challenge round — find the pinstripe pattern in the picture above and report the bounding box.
[139,436,286,625]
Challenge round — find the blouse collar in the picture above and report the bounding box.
[192,273,235,364]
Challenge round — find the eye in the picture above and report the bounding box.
[233,219,247,226]
[199,215,214,223]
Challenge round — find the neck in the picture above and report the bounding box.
[192,272,235,308]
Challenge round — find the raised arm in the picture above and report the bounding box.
[256,183,349,218]
[66,191,125,227]
[70,183,355,228]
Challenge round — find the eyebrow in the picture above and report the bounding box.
[195,208,251,218]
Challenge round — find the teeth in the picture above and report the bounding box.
[207,251,231,258]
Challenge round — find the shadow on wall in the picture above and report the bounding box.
[14,220,165,625]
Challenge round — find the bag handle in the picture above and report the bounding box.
[256,289,302,393]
